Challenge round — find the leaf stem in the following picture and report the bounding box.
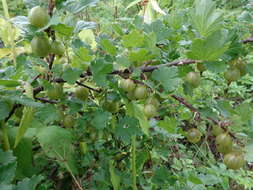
[131,135,137,190]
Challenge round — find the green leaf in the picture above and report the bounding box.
[63,0,99,14]
[152,66,181,92]
[125,103,149,136]
[188,174,203,184]
[0,80,20,87]
[0,162,16,184]
[0,184,12,190]
[0,149,16,184]
[91,110,111,129]
[74,21,96,33]
[236,102,253,121]
[74,47,93,63]
[37,126,78,174]
[8,128,34,179]
[245,143,253,162]
[187,30,230,61]
[216,100,236,117]
[203,61,227,73]
[157,116,178,133]
[144,20,171,42]
[9,96,43,108]
[0,149,16,165]
[14,175,43,190]
[191,0,223,37]
[122,30,144,48]
[91,60,113,87]
[35,104,60,124]
[115,116,142,143]
[53,24,73,36]
[152,167,176,186]
[14,107,35,148]
[0,100,12,120]
[128,49,149,63]
[62,67,83,84]
[101,39,117,56]
[109,161,120,190]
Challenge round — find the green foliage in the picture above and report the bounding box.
[37,126,78,174]
[0,0,253,189]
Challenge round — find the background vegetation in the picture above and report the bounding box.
[1,0,253,189]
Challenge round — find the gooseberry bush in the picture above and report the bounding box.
[1,0,253,189]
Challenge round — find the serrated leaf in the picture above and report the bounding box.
[74,47,93,62]
[158,116,178,133]
[115,116,142,143]
[216,100,236,117]
[14,175,43,190]
[125,103,149,136]
[14,107,35,148]
[101,39,117,56]
[191,0,223,37]
[203,61,227,73]
[35,104,60,124]
[0,149,16,165]
[91,110,111,129]
[187,30,230,61]
[37,126,78,174]
[62,67,82,84]
[9,96,43,107]
[91,60,113,87]
[0,162,16,184]
[152,66,181,92]
[128,49,149,63]
[144,20,171,42]
[53,24,73,36]
[8,128,34,179]
[122,30,144,48]
[0,100,11,120]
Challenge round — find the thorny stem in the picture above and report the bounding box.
[170,94,240,144]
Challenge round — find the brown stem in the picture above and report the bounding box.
[4,104,21,122]
[170,94,239,142]
[76,81,101,93]
[241,36,253,44]
[35,97,58,104]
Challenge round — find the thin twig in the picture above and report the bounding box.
[241,36,253,44]
[76,81,101,93]
[35,97,58,104]
[4,104,21,122]
[170,94,239,142]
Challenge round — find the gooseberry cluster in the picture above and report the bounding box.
[186,125,245,170]
[28,6,64,57]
